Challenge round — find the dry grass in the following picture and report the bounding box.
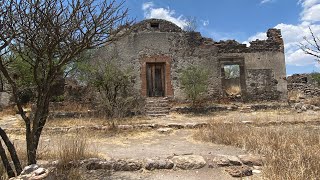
[225,85,241,96]
[0,106,17,117]
[306,97,320,106]
[288,90,304,101]
[210,109,320,124]
[53,134,94,180]
[195,123,320,180]
[45,116,149,128]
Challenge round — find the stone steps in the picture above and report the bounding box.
[145,97,170,117]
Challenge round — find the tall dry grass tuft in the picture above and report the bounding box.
[195,123,320,180]
[57,135,89,167]
[55,134,93,179]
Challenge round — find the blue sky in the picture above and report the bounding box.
[124,0,320,75]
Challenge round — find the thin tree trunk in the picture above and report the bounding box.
[0,140,15,178]
[27,93,50,165]
[0,127,22,175]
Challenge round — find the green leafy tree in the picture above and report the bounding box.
[180,65,209,105]
[75,51,142,118]
[0,0,132,172]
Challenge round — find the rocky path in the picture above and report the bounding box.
[81,128,263,180]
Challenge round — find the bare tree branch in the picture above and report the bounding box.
[299,27,320,62]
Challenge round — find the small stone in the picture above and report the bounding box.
[21,164,39,175]
[252,169,262,174]
[212,156,230,167]
[222,155,242,166]
[238,154,263,166]
[157,128,173,134]
[34,168,46,176]
[144,158,174,170]
[225,165,253,177]
[171,155,206,170]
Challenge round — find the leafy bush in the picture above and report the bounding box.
[180,65,209,105]
[311,72,320,85]
[76,51,143,118]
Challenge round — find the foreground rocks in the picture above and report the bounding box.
[8,154,263,179]
[83,153,263,178]
[171,155,206,170]
[10,164,56,180]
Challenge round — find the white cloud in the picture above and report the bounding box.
[246,1,320,67]
[201,20,209,26]
[142,2,187,29]
[260,0,273,4]
[142,2,154,11]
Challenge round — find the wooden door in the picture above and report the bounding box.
[147,63,165,97]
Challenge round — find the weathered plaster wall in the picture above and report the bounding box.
[99,19,287,101]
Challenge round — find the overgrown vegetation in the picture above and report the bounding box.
[75,51,143,118]
[0,0,132,173]
[180,65,209,105]
[196,123,320,180]
[310,72,320,85]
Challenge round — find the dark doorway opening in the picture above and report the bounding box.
[147,63,165,97]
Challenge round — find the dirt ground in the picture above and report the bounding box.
[1,109,319,179]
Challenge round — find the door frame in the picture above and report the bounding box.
[219,57,247,100]
[146,63,166,97]
[140,55,174,97]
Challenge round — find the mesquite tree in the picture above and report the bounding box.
[300,27,320,61]
[0,0,132,170]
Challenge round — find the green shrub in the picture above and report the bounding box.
[311,72,320,85]
[180,65,209,105]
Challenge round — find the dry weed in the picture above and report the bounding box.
[288,90,304,101]
[195,123,320,180]
[225,85,241,96]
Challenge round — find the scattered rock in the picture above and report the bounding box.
[167,123,184,129]
[113,159,142,171]
[171,155,206,170]
[34,168,46,176]
[212,156,230,167]
[21,164,39,175]
[157,128,173,134]
[238,154,263,166]
[225,165,253,177]
[252,169,262,174]
[10,166,56,180]
[144,158,174,170]
[86,159,142,171]
[220,155,242,166]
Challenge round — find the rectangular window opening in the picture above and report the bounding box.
[223,64,241,96]
[150,22,160,29]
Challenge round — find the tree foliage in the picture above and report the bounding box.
[224,65,240,79]
[76,51,142,118]
[0,0,132,171]
[180,65,209,105]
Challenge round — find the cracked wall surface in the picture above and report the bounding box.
[99,19,287,101]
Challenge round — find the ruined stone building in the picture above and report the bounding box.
[99,19,287,102]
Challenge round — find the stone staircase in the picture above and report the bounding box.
[145,97,171,117]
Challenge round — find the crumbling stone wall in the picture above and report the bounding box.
[287,74,320,97]
[100,19,287,101]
